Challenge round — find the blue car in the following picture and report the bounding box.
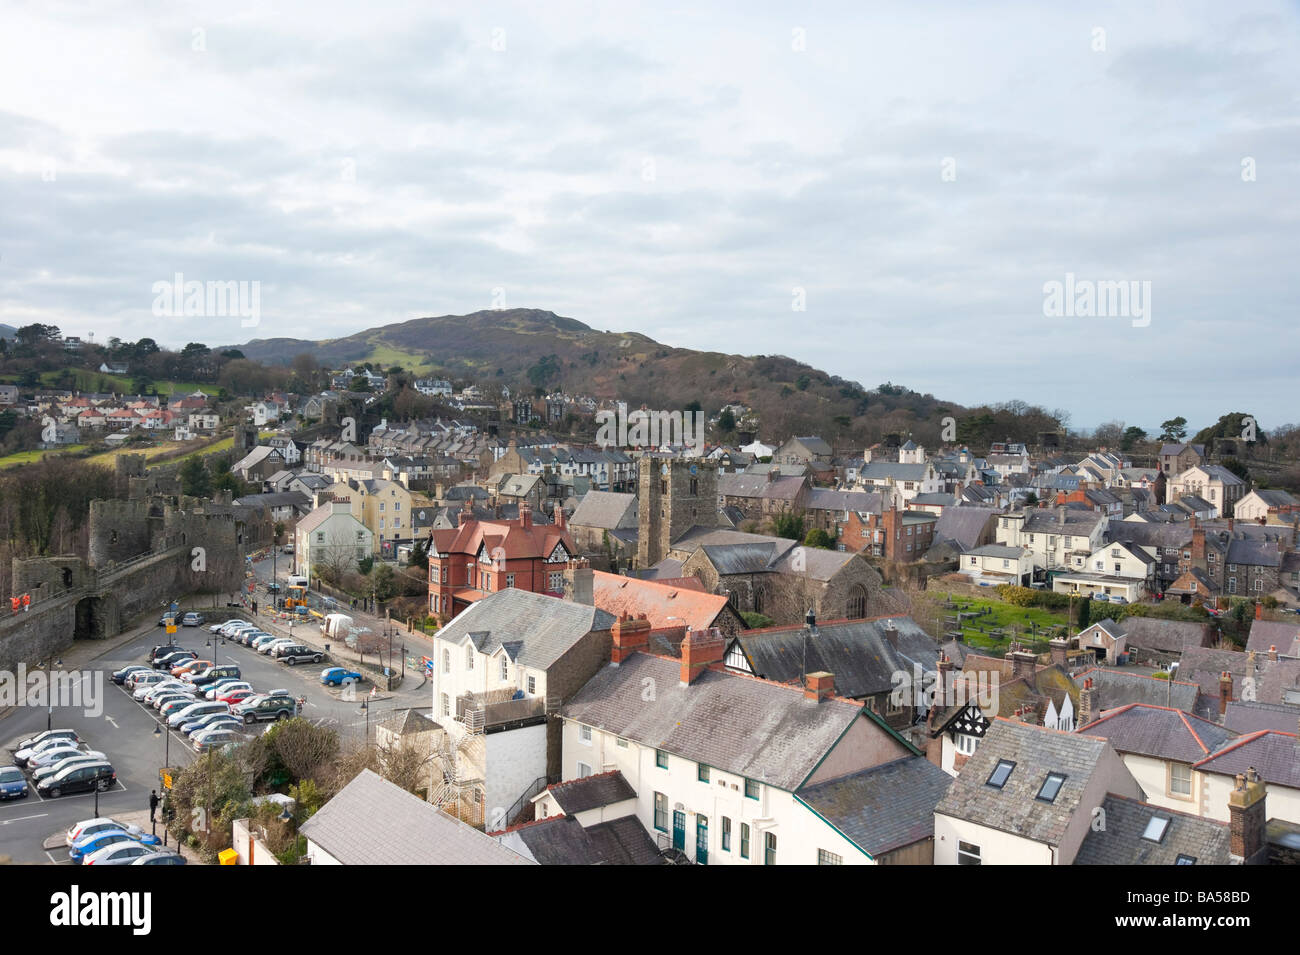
[70,831,137,864]
[320,667,362,687]
[0,766,28,800]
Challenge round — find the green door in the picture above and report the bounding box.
[672,811,685,850]
[696,815,708,865]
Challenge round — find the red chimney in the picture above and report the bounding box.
[1256,602,1263,620]
[804,671,834,702]
[1268,645,1279,662]
[610,613,651,664]
[679,627,726,685]
[520,507,532,530]
[554,506,566,530]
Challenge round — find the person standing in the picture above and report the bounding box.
[149,789,160,822]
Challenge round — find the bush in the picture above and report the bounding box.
[742,612,775,629]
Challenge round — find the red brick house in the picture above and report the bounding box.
[427,507,576,619]
[841,506,937,562]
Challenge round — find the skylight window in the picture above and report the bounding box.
[1036,773,1066,803]
[986,760,1015,789]
[1142,817,1171,843]
[1175,854,1196,865]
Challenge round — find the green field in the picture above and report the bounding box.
[0,445,89,469]
[924,591,1072,652]
[361,343,434,374]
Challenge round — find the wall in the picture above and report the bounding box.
[933,813,1055,864]
[231,819,282,865]
[485,723,548,827]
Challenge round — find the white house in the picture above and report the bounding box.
[294,500,373,578]
[959,544,1033,587]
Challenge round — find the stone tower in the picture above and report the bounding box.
[235,424,258,454]
[636,457,718,569]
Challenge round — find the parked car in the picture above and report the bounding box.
[37,761,115,798]
[30,746,102,771]
[66,817,121,846]
[240,630,271,647]
[183,713,242,736]
[187,666,242,689]
[154,650,197,671]
[171,659,212,677]
[133,850,187,865]
[33,753,112,784]
[160,697,203,718]
[0,766,28,800]
[192,727,244,752]
[251,634,283,652]
[320,667,362,687]
[220,621,255,636]
[151,692,198,713]
[217,689,256,706]
[181,612,204,627]
[138,680,188,702]
[261,638,297,656]
[159,612,179,628]
[15,729,79,754]
[168,701,230,728]
[279,645,324,666]
[84,842,163,866]
[14,734,81,767]
[70,830,138,863]
[112,665,152,685]
[210,619,242,633]
[127,671,167,691]
[206,680,252,700]
[233,694,299,724]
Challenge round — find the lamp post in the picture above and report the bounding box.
[360,700,370,743]
[44,658,62,731]
[154,723,171,846]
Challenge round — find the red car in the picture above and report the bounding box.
[218,689,256,705]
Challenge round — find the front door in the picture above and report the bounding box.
[672,811,685,850]
[696,815,708,865]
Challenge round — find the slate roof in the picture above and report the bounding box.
[732,616,940,699]
[806,488,883,513]
[300,770,531,865]
[1074,794,1230,865]
[1193,730,1300,788]
[569,491,637,530]
[1246,619,1300,657]
[1075,667,1200,714]
[931,506,1000,552]
[1079,704,1236,763]
[504,814,660,865]
[1226,538,1282,568]
[934,719,1112,846]
[561,653,869,791]
[797,756,952,857]
[584,815,663,864]
[1223,700,1300,735]
[545,770,637,815]
[860,461,929,482]
[437,589,615,671]
[1178,646,1254,697]
[377,708,440,736]
[1118,617,1212,654]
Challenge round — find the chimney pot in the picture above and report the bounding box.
[804,671,834,702]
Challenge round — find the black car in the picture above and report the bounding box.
[278,645,324,666]
[112,665,152,685]
[36,761,115,798]
[154,649,196,670]
[187,665,241,688]
[235,695,298,724]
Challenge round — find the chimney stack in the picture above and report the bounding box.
[935,654,953,711]
[1268,644,1279,662]
[1228,768,1267,863]
[1049,637,1069,669]
[1058,505,1066,526]
[1256,602,1263,621]
[520,507,532,530]
[1079,677,1095,726]
[881,618,898,647]
[610,613,651,665]
[804,671,834,702]
[1218,671,1234,715]
[1008,645,1036,682]
[554,505,566,530]
[680,627,726,686]
[565,558,593,607]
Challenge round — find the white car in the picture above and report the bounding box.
[66,817,121,846]
[126,670,166,690]
[205,681,252,700]
[261,639,296,656]
[140,681,193,703]
[34,753,113,783]
[210,619,245,633]
[30,747,105,770]
[14,735,81,765]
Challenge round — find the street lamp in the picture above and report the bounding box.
[153,723,171,847]
[43,658,62,731]
[359,700,370,743]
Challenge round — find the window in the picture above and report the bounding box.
[526,675,536,695]
[1169,762,1192,797]
[579,724,592,745]
[442,649,450,674]
[654,792,668,831]
[740,823,750,859]
[440,693,449,717]
[955,733,978,755]
[957,841,981,865]
[986,759,1015,789]
[465,646,474,671]
[744,778,759,799]
[505,574,515,588]
[500,657,508,681]
[1037,773,1067,803]
[1142,816,1170,843]
[764,831,777,865]
[1175,854,1197,865]
[576,761,592,778]
[818,849,842,865]
[616,737,628,748]
[721,816,732,851]
[698,763,710,783]
[656,749,668,769]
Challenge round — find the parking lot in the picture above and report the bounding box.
[0,612,423,864]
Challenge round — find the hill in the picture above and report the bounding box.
[234,308,1053,447]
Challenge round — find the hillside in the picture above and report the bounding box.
[234,308,1035,446]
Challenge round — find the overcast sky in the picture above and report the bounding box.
[2,1,1297,432]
